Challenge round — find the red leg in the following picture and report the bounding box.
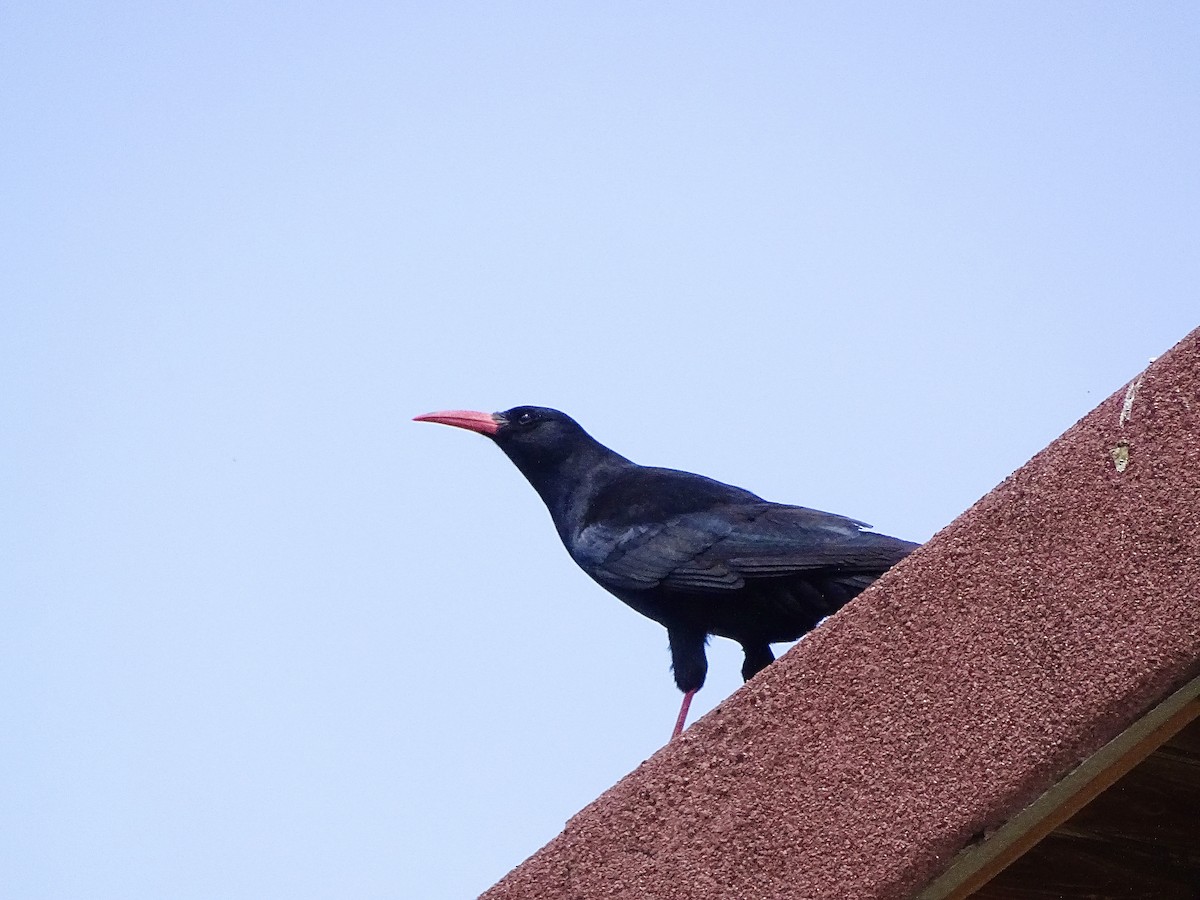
[671,689,696,739]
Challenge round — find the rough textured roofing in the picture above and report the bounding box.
[483,328,1200,900]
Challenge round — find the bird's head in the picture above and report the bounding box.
[413,405,600,475]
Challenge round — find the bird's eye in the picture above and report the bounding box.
[514,411,537,427]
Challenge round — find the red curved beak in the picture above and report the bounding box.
[413,409,502,437]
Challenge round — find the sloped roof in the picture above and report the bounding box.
[483,327,1200,900]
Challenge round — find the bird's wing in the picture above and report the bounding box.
[573,512,741,591]
[574,503,914,593]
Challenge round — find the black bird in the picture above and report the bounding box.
[415,406,918,738]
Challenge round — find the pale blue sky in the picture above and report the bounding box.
[3,4,1197,898]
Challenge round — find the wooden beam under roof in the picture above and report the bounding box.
[920,673,1200,900]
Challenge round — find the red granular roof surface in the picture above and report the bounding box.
[483,328,1200,900]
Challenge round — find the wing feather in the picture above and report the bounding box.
[574,502,915,593]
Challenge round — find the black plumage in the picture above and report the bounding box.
[415,405,918,736]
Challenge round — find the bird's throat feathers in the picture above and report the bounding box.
[497,434,631,535]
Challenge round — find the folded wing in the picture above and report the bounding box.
[574,503,916,593]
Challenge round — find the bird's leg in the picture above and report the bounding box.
[671,690,696,739]
[667,626,707,738]
[740,642,775,681]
